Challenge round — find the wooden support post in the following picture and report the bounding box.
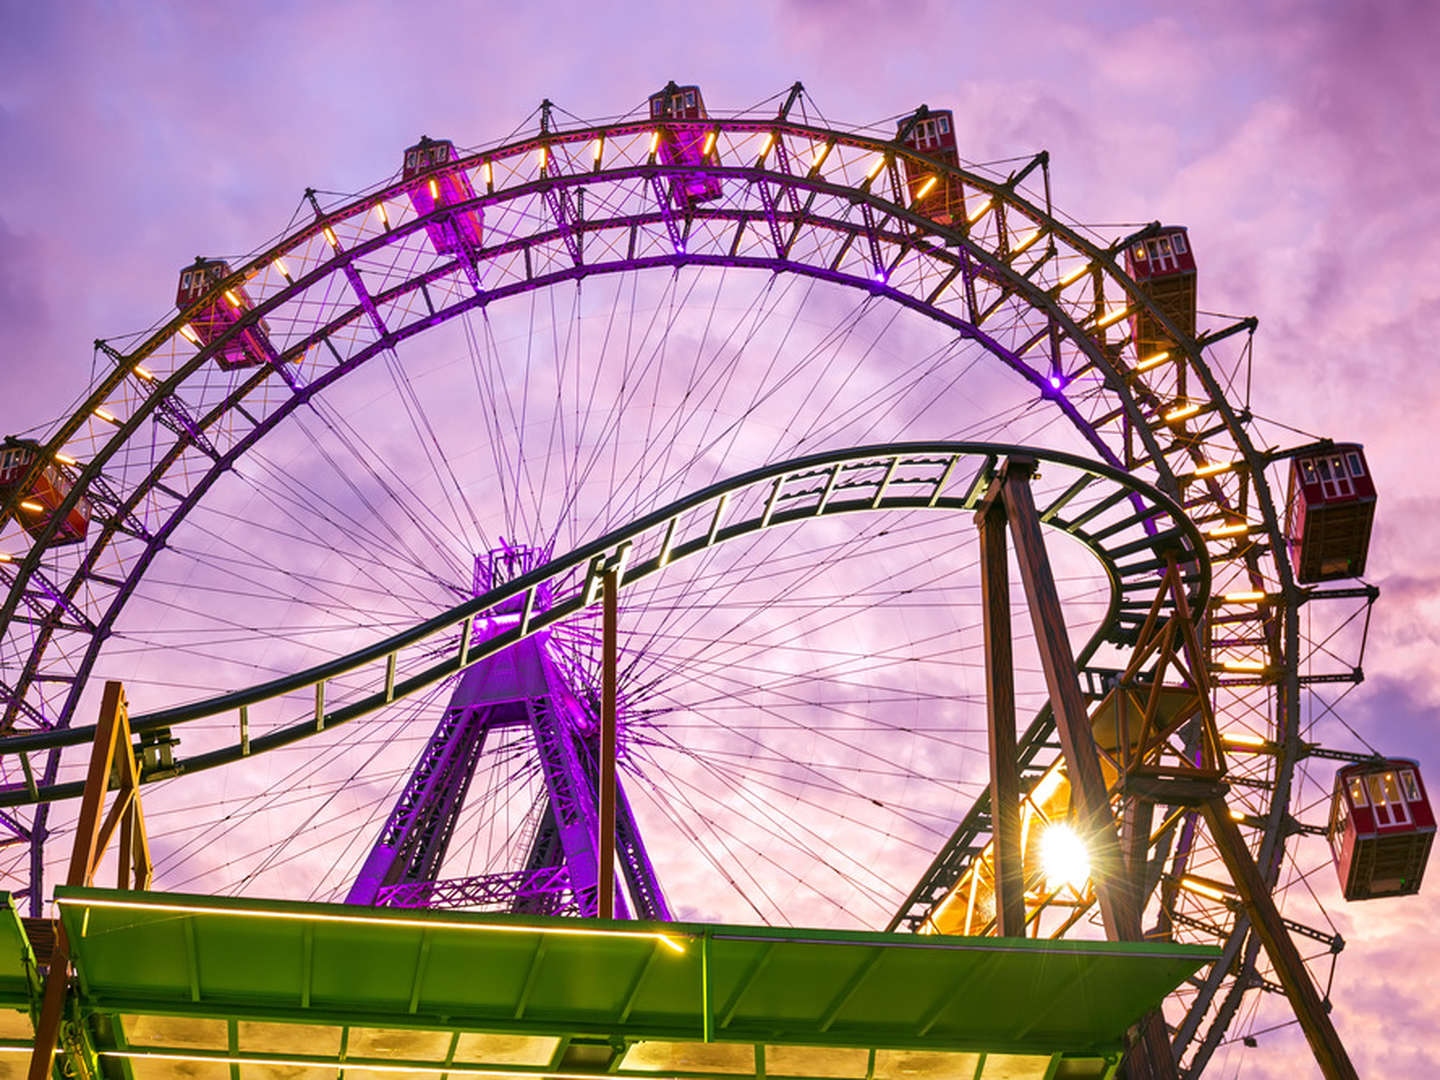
[1201,797,1359,1080]
[996,460,1177,1080]
[975,496,1025,937]
[30,680,151,1080]
[598,569,619,920]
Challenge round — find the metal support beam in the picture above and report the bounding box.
[1200,798,1358,1080]
[599,569,619,919]
[974,496,1025,937]
[995,459,1177,1080]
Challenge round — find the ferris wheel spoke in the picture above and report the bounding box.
[627,735,903,922]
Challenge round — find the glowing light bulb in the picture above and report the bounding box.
[1040,823,1090,891]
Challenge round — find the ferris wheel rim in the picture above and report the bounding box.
[0,96,1305,1071]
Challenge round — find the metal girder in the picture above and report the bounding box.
[345,685,497,904]
[375,864,575,911]
[543,180,585,265]
[975,494,1024,937]
[348,624,668,922]
[993,457,1177,1080]
[1200,798,1358,1080]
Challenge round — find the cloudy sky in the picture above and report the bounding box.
[2,0,1437,1076]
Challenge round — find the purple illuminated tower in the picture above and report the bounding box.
[346,544,669,919]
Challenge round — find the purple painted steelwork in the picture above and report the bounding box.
[375,864,574,912]
[349,544,668,919]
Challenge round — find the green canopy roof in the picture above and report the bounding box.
[52,888,1218,1080]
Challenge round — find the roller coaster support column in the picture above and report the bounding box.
[994,459,1177,1080]
[29,681,150,1080]
[974,489,1025,937]
[1200,798,1358,1080]
[599,567,619,920]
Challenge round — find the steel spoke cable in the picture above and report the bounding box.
[628,733,902,917]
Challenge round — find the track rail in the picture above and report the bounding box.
[0,441,1207,806]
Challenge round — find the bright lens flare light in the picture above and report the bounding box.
[1039,823,1090,891]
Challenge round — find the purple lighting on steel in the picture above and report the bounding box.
[473,540,553,611]
[375,865,576,912]
[346,563,669,920]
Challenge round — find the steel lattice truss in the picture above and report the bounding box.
[0,90,1356,1075]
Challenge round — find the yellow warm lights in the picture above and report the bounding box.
[132,365,155,382]
[54,453,77,466]
[866,154,887,180]
[374,203,388,226]
[1059,264,1090,287]
[323,226,339,248]
[1010,228,1041,256]
[1207,521,1251,538]
[1220,658,1268,673]
[56,895,688,953]
[967,197,992,224]
[702,131,716,157]
[1164,402,1202,422]
[591,137,604,163]
[93,407,119,425]
[914,175,938,200]
[1222,732,1268,747]
[101,1051,608,1080]
[1221,590,1267,603]
[1136,350,1170,371]
[272,257,291,279]
[1194,459,1237,477]
[428,178,440,199]
[18,500,43,513]
[223,289,241,308]
[1180,876,1231,901]
[648,130,661,156]
[811,142,830,170]
[178,324,200,345]
[1095,306,1129,328]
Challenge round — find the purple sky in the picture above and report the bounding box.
[2,1,1438,1075]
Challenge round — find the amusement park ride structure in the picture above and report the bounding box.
[0,80,1427,1080]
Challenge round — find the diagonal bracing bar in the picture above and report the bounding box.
[1199,798,1358,1080]
[993,457,1178,1080]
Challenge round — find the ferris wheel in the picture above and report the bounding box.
[0,81,1418,1078]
